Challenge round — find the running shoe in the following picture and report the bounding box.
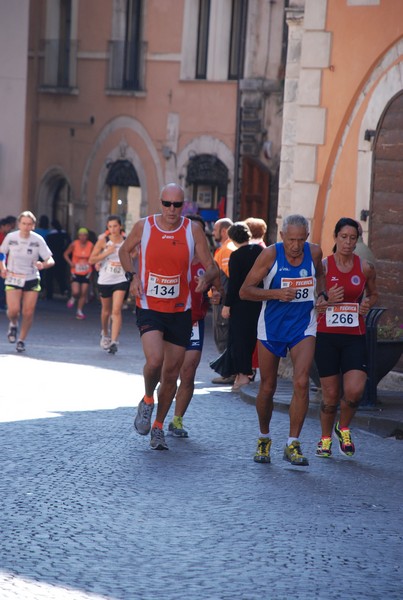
[107,342,118,354]
[100,333,111,350]
[76,311,85,320]
[66,297,75,309]
[315,437,332,458]
[134,398,154,435]
[150,427,169,450]
[283,440,309,466]
[334,422,355,456]
[168,416,189,438]
[254,437,272,463]
[16,340,26,353]
[7,324,17,343]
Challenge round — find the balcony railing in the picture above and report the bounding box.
[107,40,146,92]
[40,39,78,90]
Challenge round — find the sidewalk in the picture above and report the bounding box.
[239,377,403,439]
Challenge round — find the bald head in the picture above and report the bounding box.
[160,183,185,201]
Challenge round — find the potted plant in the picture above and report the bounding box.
[376,316,403,383]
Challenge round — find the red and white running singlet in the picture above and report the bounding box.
[136,215,194,313]
[317,253,367,335]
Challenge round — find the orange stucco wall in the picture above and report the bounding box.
[313,0,403,255]
[26,0,238,233]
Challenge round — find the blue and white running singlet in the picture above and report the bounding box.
[257,242,317,343]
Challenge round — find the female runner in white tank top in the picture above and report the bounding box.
[89,215,131,354]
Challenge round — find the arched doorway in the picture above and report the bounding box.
[369,90,403,333]
[37,170,72,233]
[105,159,141,233]
[185,153,228,226]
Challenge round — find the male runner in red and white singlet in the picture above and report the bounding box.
[119,183,219,450]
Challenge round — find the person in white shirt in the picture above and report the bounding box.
[0,211,54,352]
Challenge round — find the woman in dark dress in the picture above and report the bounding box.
[222,222,263,391]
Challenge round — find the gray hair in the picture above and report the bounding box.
[282,214,309,233]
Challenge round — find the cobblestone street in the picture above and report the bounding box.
[0,300,402,600]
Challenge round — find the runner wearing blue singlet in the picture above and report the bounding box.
[240,215,327,466]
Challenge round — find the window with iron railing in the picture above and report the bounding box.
[108,40,146,91]
[41,38,78,90]
[228,0,248,80]
[108,0,145,92]
[195,0,210,79]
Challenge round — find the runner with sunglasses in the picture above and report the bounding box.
[119,183,219,451]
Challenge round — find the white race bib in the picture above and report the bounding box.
[281,276,315,302]
[326,303,359,328]
[107,261,123,276]
[75,263,90,273]
[5,272,26,287]
[147,272,180,299]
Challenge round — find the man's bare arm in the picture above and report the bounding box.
[239,245,295,302]
[192,223,220,292]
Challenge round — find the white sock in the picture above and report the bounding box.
[259,431,270,439]
[287,437,299,446]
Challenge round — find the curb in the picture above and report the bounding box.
[238,380,403,438]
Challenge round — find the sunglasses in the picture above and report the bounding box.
[161,200,184,208]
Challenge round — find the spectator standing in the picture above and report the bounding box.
[0,217,17,310]
[212,222,263,391]
[45,220,71,299]
[35,215,50,239]
[210,217,236,384]
[244,217,268,248]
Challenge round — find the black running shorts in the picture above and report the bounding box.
[136,307,192,348]
[314,332,367,378]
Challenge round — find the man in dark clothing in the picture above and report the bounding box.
[45,220,71,299]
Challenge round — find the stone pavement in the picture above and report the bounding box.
[0,299,402,600]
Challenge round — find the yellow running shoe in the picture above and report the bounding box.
[334,422,355,456]
[315,437,332,458]
[283,440,309,466]
[254,437,272,463]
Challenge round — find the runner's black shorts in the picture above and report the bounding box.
[98,281,130,298]
[5,278,40,292]
[136,307,192,348]
[71,273,91,284]
[315,332,367,378]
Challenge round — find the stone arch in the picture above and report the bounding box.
[36,167,73,232]
[80,115,164,232]
[177,136,234,216]
[320,39,403,241]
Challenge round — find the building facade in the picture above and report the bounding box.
[0,0,30,218]
[21,0,285,242]
[280,0,403,323]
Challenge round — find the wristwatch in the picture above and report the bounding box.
[125,271,136,282]
[318,290,329,301]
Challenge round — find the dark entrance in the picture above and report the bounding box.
[369,90,403,370]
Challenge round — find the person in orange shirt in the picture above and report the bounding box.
[63,228,94,319]
[119,183,219,451]
[209,218,237,384]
